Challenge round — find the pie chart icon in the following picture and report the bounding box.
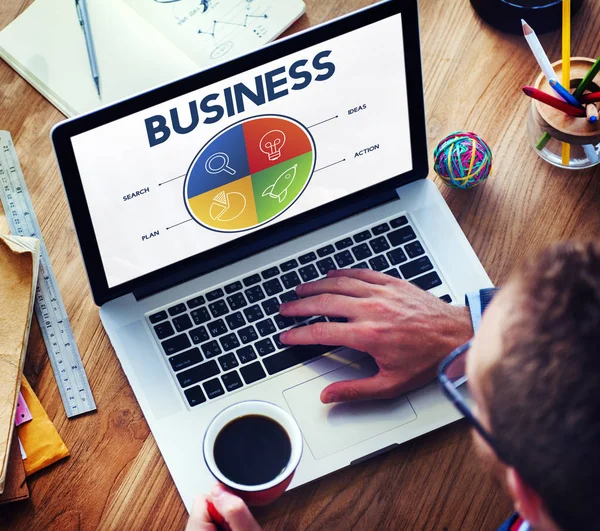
[185,115,316,232]
[209,191,247,222]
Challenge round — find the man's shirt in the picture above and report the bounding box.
[466,288,530,531]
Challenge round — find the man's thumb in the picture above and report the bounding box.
[320,374,401,404]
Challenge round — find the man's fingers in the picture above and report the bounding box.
[279,293,361,319]
[295,276,381,299]
[186,494,216,531]
[327,268,393,285]
[320,373,406,404]
[210,485,261,531]
[281,321,363,350]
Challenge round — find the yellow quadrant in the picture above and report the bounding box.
[188,175,258,231]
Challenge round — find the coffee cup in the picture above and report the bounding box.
[203,400,303,506]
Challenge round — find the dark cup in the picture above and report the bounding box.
[470,0,584,34]
[203,401,303,506]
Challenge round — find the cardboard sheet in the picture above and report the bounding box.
[0,235,39,494]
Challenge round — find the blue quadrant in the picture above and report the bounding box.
[187,124,251,199]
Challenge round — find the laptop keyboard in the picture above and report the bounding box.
[146,213,453,409]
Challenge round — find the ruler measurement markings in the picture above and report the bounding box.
[0,132,95,418]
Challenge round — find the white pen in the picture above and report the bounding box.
[75,0,101,98]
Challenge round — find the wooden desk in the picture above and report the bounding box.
[1,0,599,528]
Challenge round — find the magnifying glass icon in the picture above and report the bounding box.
[205,152,236,176]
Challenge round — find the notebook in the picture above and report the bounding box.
[0,0,305,117]
[0,235,40,495]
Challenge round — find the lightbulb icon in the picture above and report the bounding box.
[259,130,286,161]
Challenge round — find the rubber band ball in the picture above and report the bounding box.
[433,132,493,189]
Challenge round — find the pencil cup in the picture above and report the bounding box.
[528,57,600,169]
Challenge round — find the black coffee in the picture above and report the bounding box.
[213,414,292,486]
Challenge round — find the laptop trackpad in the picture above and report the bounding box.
[283,356,417,460]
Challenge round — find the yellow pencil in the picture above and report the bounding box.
[562,0,571,166]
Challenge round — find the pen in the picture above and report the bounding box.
[75,0,101,98]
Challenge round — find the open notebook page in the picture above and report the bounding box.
[0,0,197,116]
[125,0,306,68]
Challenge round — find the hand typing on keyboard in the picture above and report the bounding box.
[279,268,473,404]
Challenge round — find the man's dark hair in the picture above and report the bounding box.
[487,241,600,531]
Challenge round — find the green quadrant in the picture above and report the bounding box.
[251,152,314,223]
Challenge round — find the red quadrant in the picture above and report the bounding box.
[243,117,313,175]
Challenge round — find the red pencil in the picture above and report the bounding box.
[522,86,586,117]
[580,92,600,104]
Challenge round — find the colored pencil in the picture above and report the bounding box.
[522,86,586,116]
[583,144,599,163]
[561,0,571,165]
[586,103,599,123]
[580,92,600,104]
[549,79,581,108]
[573,57,600,100]
[521,20,558,84]
[522,19,556,152]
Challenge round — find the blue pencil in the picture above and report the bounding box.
[549,79,582,107]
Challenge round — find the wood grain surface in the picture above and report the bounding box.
[1,0,599,529]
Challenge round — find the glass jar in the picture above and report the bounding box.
[527,58,600,170]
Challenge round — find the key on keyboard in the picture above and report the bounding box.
[240,362,266,384]
[222,372,243,391]
[263,344,334,375]
[177,360,220,388]
[162,334,191,355]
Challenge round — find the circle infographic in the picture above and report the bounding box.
[184,115,316,232]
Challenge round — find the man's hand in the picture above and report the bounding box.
[186,484,261,531]
[279,269,473,404]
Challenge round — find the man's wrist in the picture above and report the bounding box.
[436,304,474,362]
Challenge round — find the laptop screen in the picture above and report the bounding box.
[69,12,412,289]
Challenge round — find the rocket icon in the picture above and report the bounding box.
[261,164,297,203]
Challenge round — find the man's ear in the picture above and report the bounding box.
[505,467,543,526]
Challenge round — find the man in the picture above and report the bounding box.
[187,241,600,531]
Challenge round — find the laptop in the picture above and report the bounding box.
[52,0,492,511]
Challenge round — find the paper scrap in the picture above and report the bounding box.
[14,392,32,426]
[18,438,26,460]
[17,376,70,476]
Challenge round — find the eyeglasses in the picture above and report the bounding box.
[437,340,510,464]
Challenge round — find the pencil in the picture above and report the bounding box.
[561,0,571,165]
[573,57,600,100]
[549,79,581,108]
[521,20,557,84]
[521,18,556,152]
[586,103,599,123]
[583,144,599,163]
[522,86,586,116]
[580,92,600,104]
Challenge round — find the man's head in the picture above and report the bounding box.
[467,241,600,531]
